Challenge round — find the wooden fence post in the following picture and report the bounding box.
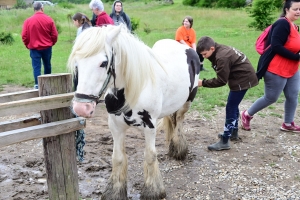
[38,73,79,200]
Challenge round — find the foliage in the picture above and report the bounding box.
[143,23,151,34]
[13,0,28,9]
[57,2,75,9]
[131,17,140,32]
[274,0,284,9]
[0,32,14,45]
[196,0,218,7]
[183,0,244,8]
[182,0,199,6]
[216,0,245,8]
[248,0,276,31]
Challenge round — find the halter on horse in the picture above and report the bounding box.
[68,25,200,200]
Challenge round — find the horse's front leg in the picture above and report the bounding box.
[141,127,166,200]
[101,116,128,200]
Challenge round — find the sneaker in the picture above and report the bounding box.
[240,110,252,131]
[34,85,38,89]
[280,122,300,133]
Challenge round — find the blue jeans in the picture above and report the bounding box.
[223,89,248,138]
[30,47,52,85]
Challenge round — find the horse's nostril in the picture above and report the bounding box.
[90,111,94,115]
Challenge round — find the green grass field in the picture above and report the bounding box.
[0,0,298,113]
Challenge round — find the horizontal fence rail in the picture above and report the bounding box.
[0,117,86,148]
[0,92,74,117]
[0,89,38,103]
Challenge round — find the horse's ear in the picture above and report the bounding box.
[106,25,121,46]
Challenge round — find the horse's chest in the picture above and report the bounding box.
[105,88,154,129]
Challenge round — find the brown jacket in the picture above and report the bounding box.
[202,43,258,91]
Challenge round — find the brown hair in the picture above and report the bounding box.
[196,36,215,53]
[72,13,91,26]
[182,16,193,28]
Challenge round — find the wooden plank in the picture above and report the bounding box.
[0,89,38,103]
[0,114,41,132]
[0,117,86,148]
[0,92,75,117]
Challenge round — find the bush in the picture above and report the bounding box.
[182,0,199,6]
[0,32,15,45]
[196,0,218,7]
[248,0,276,30]
[131,17,140,32]
[13,0,27,9]
[216,0,245,8]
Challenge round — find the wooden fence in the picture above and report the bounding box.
[0,73,86,200]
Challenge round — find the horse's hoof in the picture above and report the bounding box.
[168,140,188,160]
[101,180,128,200]
[140,191,166,200]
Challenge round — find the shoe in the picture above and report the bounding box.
[208,136,230,151]
[34,84,38,89]
[218,129,239,141]
[280,122,300,133]
[240,110,252,131]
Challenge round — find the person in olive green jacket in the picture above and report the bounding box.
[197,36,258,151]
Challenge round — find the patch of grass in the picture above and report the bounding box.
[269,112,282,118]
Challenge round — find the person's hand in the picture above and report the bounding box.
[198,79,203,87]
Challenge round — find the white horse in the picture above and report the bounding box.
[68,25,200,200]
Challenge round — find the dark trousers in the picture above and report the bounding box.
[30,47,52,85]
[223,89,248,138]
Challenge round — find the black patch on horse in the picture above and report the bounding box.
[138,110,154,129]
[185,49,201,92]
[105,88,127,115]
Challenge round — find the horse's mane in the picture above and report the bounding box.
[67,25,161,108]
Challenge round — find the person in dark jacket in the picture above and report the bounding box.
[197,36,258,151]
[241,0,300,133]
[109,0,131,31]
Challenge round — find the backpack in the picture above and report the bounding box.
[255,25,272,55]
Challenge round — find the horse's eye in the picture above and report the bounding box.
[100,61,108,68]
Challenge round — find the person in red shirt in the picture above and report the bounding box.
[89,0,114,26]
[241,0,300,133]
[21,2,58,89]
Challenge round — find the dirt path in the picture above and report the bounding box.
[0,85,300,200]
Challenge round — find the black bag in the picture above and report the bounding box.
[256,47,276,80]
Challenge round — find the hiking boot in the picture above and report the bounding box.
[280,122,300,133]
[240,110,252,131]
[208,136,230,151]
[218,129,239,141]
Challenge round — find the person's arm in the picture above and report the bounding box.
[271,19,299,60]
[21,21,29,48]
[51,20,58,45]
[191,43,196,51]
[126,15,132,31]
[202,58,230,88]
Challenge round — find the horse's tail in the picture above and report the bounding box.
[157,116,175,145]
[157,102,191,160]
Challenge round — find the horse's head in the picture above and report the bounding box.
[68,26,122,118]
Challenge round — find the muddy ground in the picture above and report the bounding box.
[0,85,300,200]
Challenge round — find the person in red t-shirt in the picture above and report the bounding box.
[241,0,300,133]
[89,0,114,27]
[21,2,58,89]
